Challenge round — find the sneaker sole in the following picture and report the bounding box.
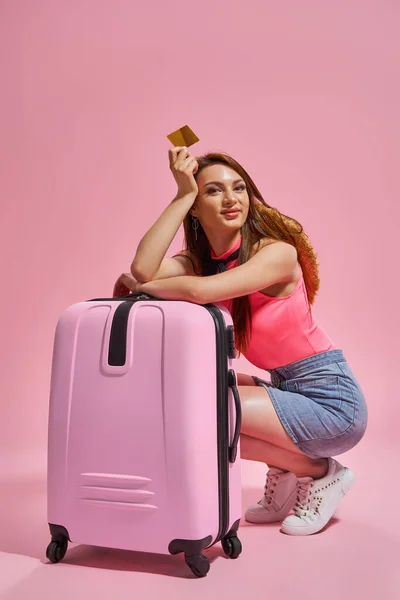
[244,488,298,524]
[280,468,355,536]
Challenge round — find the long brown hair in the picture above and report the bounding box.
[182,152,320,356]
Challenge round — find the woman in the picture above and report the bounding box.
[114,146,368,536]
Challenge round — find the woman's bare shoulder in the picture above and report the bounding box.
[251,237,296,257]
[250,236,277,256]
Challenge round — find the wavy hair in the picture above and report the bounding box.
[181,152,320,356]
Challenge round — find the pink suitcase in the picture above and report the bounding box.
[46,292,242,577]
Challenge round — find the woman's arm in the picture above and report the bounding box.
[137,242,298,304]
[131,194,196,282]
[131,147,199,282]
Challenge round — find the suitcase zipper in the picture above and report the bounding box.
[203,304,230,546]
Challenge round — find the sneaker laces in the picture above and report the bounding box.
[260,470,282,508]
[293,478,318,518]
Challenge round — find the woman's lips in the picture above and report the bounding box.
[222,210,240,219]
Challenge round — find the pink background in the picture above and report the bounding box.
[1,1,399,598]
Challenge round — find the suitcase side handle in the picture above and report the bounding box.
[228,370,242,463]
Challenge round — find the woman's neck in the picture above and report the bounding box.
[207,232,242,259]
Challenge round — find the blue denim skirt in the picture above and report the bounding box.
[252,349,368,459]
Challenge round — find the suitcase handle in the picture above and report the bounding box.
[228,370,242,463]
[116,292,159,300]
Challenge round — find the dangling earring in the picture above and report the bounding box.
[192,216,199,241]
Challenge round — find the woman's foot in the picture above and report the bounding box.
[245,468,298,524]
[280,458,355,536]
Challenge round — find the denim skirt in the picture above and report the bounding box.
[252,349,368,459]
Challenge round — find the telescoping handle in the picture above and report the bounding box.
[227,370,242,463]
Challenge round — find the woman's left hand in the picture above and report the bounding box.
[113,272,140,297]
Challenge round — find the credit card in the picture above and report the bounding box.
[166,125,199,147]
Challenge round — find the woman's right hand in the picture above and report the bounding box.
[169,146,199,200]
[113,272,138,297]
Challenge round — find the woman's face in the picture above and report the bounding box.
[191,164,250,232]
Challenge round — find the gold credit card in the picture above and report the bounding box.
[166,125,199,147]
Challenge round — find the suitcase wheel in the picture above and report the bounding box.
[221,535,242,559]
[46,537,68,563]
[184,554,210,578]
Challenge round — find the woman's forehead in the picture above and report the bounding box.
[198,164,242,184]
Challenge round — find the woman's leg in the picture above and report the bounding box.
[236,374,328,479]
[240,434,327,479]
[236,374,354,535]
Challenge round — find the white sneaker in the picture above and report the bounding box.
[280,457,355,536]
[245,468,298,524]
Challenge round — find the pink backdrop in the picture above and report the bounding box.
[0,1,399,596]
[2,0,397,477]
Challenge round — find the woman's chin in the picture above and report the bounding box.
[215,223,242,232]
[203,218,245,234]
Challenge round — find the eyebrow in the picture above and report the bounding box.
[204,179,244,187]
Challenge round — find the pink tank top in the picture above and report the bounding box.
[210,235,336,370]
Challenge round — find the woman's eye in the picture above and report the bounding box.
[208,185,245,194]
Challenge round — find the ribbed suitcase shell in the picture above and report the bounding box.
[46,295,242,575]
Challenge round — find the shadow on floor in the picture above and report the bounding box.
[56,543,225,579]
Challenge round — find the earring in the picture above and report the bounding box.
[192,216,199,241]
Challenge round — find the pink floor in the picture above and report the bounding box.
[0,439,398,600]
